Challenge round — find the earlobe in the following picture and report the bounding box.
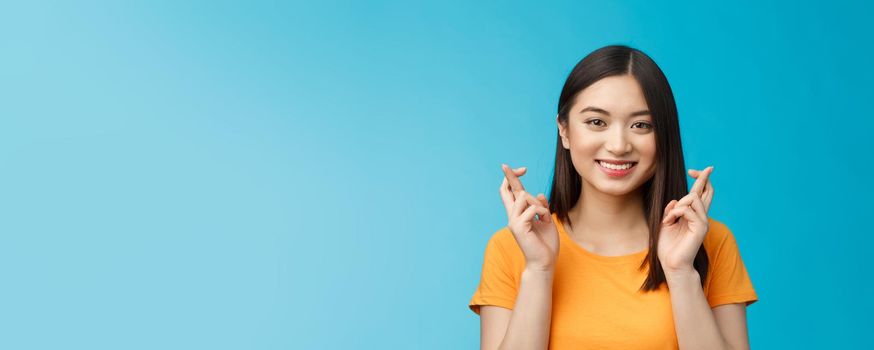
[556,114,570,149]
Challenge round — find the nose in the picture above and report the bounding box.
[605,126,632,156]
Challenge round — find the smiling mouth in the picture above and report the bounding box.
[595,160,638,170]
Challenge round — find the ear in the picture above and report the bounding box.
[556,114,570,150]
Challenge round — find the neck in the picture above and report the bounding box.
[566,180,649,243]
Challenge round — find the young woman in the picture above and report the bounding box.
[469,45,758,350]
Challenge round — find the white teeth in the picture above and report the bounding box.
[599,161,635,170]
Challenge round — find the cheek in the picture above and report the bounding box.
[568,141,602,175]
[638,137,657,159]
[639,141,658,175]
[568,131,599,152]
[569,140,601,163]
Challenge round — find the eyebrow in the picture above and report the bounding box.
[579,106,651,117]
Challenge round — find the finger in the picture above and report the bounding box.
[687,166,708,195]
[688,167,711,177]
[499,167,528,195]
[523,191,545,205]
[689,166,713,196]
[519,203,550,225]
[501,163,527,196]
[511,192,528,219]
[523,191,547,210]
[689,167,712,205]
[698,174,713,213]
[511,191,546,218]
[662,199,678,224]
[499,167,530,218]
[664,207,685,224]
[690,192,708,221]
[702,177,714,212]
[537,193,549,208]
[672,192,697,211]
[500,177,514,218]
[536,193,551,222]
[663,199,677,215]
[682,207,698,224]
[664,204,691,224]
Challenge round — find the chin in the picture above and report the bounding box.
[594,183,642,197]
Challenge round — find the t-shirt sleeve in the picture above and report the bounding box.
[469,228,519,315]
[705,222,759,308]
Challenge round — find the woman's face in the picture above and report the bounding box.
[557,74,658,197]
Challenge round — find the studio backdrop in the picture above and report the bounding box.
[0,1,871,349]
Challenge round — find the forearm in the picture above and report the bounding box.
[498,268,554,350]
[666,270,730,350]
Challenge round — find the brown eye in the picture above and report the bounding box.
[585,119,606,127]
[633,122,653,129]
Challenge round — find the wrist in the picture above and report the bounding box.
[664,267,700,285]
[524,265,555,276]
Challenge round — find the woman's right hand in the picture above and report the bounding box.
[499,163,560,271]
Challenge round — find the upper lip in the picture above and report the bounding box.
[597,159,638,165]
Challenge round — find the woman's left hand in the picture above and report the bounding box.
[657,166,714,276]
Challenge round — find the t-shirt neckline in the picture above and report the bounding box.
[553,213,650,264]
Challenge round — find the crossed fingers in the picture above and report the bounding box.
[499,163,549,221]
[662,166,714,224]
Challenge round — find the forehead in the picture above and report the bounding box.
[572,75,649,113]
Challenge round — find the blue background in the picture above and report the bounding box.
[1,0,871,348]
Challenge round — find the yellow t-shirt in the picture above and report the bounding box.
[469,213,758,349]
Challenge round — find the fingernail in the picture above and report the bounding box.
[520,167,527,171]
